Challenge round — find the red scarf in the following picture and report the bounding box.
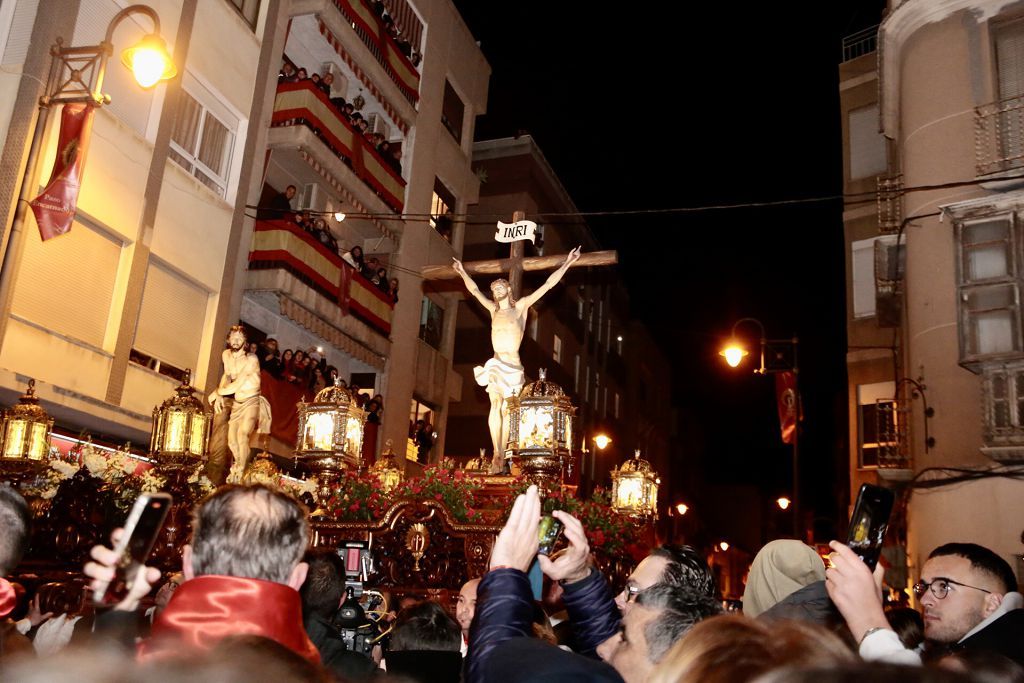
[140,575,319,663]
[0,578,15,619]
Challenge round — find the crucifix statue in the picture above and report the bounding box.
[424,211,617,474]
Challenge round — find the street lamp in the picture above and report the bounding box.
[721,317,801,538]
[676,502,689,516]
[593,434,611,450]
[776,496,792,511]
[0,5,176,336]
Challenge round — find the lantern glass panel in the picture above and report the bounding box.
[303,412,336,451]
[564,414,573,450]
[3,419,27,458]
[28,422,49,460]
[345,416,364,456]
[189,413,208,455]
[164,411,187,452]
[617,477,644,510]
[520,406,554,449]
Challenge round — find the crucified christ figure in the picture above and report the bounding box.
[452,246,581,473]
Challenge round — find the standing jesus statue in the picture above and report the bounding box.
[452,246,581,473]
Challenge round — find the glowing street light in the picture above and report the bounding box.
[718,541,730,552]
[593,434,611,450]
[676,503,689,516]
[120,32,176,88]
[719,343,748,368]
[776,496,792,510]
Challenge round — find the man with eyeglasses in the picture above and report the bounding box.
[825,540,1023,665]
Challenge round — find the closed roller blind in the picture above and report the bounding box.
[11,221,121,348]
[133,263,209,371]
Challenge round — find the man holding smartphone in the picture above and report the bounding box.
[84,484,318,662]
[825,540,1023,665]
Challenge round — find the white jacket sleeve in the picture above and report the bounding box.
[859,628,922,665]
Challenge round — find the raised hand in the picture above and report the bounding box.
[489,485,541,572]
[566,246,582,265]
[83,528,162,612]
[537,510,591,584]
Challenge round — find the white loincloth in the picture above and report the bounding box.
[474,357,524,399]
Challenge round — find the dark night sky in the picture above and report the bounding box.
[452,2,886,542]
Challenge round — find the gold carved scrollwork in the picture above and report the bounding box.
[405,522,430,572]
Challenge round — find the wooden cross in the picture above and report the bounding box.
[421,211,618,296]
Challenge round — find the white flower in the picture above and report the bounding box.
[51,460,79,478]
[41,488,57,500]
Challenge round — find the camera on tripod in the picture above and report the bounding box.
[334,541,384,656]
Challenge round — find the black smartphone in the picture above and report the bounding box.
[93,492,172,604]
[846,484,895,570]
[538,515,564,556]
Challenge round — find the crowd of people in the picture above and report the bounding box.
[259,185,399,305]
[278,60,403,176]
[254,337,385,415]
[0,481,1020,682]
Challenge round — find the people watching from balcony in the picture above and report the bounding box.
[259,184,296,220]
[387,277,399,303]
[362,256,381,280]
[259,338,282,375]
[318,72,334,96]
[342,245,365,270]
[374,267,389,293]
[296,67,308,81]
[279,61,297,83]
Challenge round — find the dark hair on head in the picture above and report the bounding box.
[941,649,1024,683]
[929,543,1019,594]
[389,600,461,652]
[300,549,346,619]
[634,582,723,664]
[757,663,976,683]
[190,485,309,584]
[651,544,718,599]
[0,484,30,576]
[885,606,924,650]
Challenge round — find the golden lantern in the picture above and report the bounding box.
[296,378,367,498]
[150,371,210,468]
[611,449,660,519]
[370,439,403,493]
[0,379,53,464]
[505,369,576,489]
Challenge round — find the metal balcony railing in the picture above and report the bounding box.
[873,398,912,469]
[877,175,903,234]
[329,0,420,105]
[975,94,1024,176]
[841,25,878,62]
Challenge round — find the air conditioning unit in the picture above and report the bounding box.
[300,182,324,211]
[367,113,390,138]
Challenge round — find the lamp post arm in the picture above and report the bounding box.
[95,5,163,100]
[730,317,768,374]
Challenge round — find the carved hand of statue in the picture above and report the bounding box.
[566,246,582,266]
[208,392,225,414]
[451,257,467,277]
[537,510,592,584]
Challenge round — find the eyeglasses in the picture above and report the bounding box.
[624,585,641,603]
[912,577,992,600]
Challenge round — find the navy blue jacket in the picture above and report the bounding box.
[466,568,623,683]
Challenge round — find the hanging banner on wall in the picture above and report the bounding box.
[30,103,95,241]
[775,371,798,445]
[495,219,537,244]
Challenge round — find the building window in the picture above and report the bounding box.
[574,355,580,392]
[168,81,237,198]
[441,80,464,143]
[577,298,584,320]
[981,362,1024,458]
[132,261,210,381]
[225,0,260,27]
[602,387,608,418]
[528,315,538,341]
[857,381,897,468]
[957,216,1021,363]
[614,391,620,419]
[851,235,902,319]
[616,335,623,355]
[553,334,562,364]
[848,104,887,180]
[419,297,444,349]
[429,178,455,242]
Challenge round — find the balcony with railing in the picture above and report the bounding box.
[975,95,1024,181]
[841,25,877,63]
[247,218,395,344]
[270,80,406,214]
[292,0,421,108]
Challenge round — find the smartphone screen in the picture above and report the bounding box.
[846,484,895,570]
[93,492,172,604]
